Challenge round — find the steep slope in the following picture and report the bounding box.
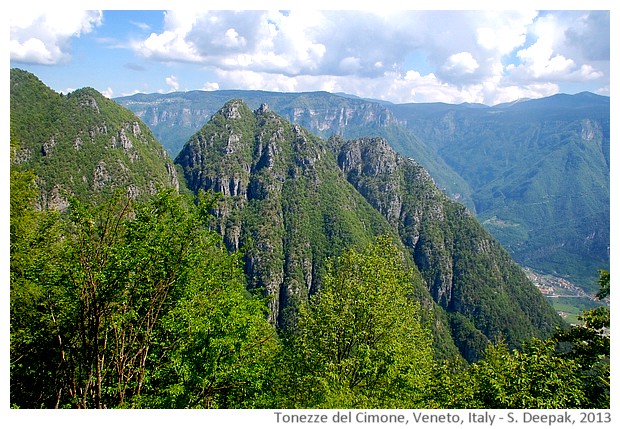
[175,100,403,328]
[175,100,564,361]
[330,136,564,360]
[116,90,610,294]
[391,93,610,292]
[116,90,473,208]
[10,68,179,208]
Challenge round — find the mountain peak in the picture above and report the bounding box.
[217,98,252,119]
[10,68,180,208]
[256,102,271,114]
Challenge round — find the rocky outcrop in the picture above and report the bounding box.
[331,135,563,359]
[176,99,563,361]
[175,100,403,328]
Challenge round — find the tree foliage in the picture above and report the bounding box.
[10,188,279,408]
[428,270,610,409]
[276,237,435,408]
[551,269,610,408]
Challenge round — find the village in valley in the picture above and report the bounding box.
[524,268,606,324]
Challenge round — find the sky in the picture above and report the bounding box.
[7,6,613,106]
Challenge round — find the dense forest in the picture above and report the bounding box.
[9,174,610,408]
[9,69,610,409]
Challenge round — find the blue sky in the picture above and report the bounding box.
[8,7,611,105]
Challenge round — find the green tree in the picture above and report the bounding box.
[466,339,587,408]
[10,151,68,408]
[277,236,435,408]
[553,269,610,408]
[430,269,611,409]
[10,189,279,408]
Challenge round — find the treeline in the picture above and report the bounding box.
[10,170,609,408]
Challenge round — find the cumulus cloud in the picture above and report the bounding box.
[128,9,608,103]
[505,11,607,85]
[10,10,102,64]
[475,10,536,55]
[202,81,220,91]
[10,9,608,105]
[165,75,180,91]
[101,87,114,98]
[442,52,480,75]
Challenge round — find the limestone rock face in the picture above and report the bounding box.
[331,135,563,358]
[175,100,401,327]
[176,99,563,362]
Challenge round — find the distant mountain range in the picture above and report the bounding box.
[116,89,610,294]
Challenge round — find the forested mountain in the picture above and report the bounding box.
[329,135,562,360]
[175,100,403,328]
[390,93,610,292]
[10,68,180,208]
[10,69,609,409]
[116,89,609,295]
[175,99,563,360]
[116,90,473,207]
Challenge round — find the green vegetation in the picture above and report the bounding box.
[276,237,435,408]
[392,96,609,292]
[11,72,610,409]
[10,177,610,407]
[330,136,563,361]
[175,100,407,330]
[10,185,279,408]
[429,269,610,409]
[117,90,609,295]
[10,68,179,207]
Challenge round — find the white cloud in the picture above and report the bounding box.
[515,40,576,79]
[202,82,220,91]
[101,87,114,99]
[475,10,537,55]
[13,10,607,105]
[442,52,479,75]
[506,12,605,84]
[563,11,609,62]
[10,10,102,65]
[165,75,180,91]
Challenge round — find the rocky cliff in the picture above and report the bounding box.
[175,100,404,330]
[330,136,563,359]
[176,99,564,361]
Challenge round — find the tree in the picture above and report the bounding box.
[466,339,587,408]
[553,269,610,408]
[431,269,611,409]
[277,236,435,408]
[10,189,279,408]
[10,153,68,408]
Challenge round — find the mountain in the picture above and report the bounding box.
[175,99,564,361]
[10,68,179,208]
[175,99,407,328]
[329,135,563,361]
[115,90,474,208]
[116,89,610,295]
[390,93,610,292]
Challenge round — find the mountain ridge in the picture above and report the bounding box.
[10,68,180,208]
[175,98,564,360]
[116,88,609,294]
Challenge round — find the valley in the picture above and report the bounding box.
[525,268,606,324]
[9,68,610,409]
[117,88,610,297]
